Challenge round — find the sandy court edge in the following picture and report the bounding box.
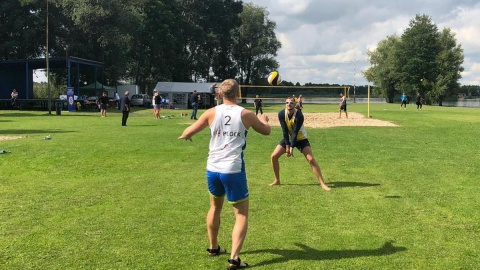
[263,112,397,128]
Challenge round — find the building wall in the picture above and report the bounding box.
[0,68,33,99]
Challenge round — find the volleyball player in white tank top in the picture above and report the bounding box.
[179,79,270,269]
[207,104,247,174]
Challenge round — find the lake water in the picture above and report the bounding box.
[439,99,480,108]
[252,97,480,108]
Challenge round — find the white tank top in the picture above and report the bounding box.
[207,104,247,173]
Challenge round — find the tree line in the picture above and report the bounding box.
[0,0,281,94]
[364,14,465,105]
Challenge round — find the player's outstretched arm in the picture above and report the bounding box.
[242,110,270,135]
[178,109,213,141]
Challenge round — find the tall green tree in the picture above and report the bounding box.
[232,3,281,100]
[126,0,186,90]
[396,14,440,98]
[208,0,243,81]
[178,0,243,83]
[364,35,401,103]
[365,14,464,104]
[0,0,50,60]
[233,3,281,85]
[1,0,284,94]
[56,0,146,86]
[429,28,464,105]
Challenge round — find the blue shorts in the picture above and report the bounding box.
[206,170,249,204]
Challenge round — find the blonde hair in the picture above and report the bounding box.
[286,96,296,101]
[219,79,239,100]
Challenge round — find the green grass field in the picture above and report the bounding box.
[1,103,479,269]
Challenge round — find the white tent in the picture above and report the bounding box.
[80,81,115,97]
[154,82,216,109]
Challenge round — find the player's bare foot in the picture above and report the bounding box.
[269,181,280,186]
[321,183,331,191]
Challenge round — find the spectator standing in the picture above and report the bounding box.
[114,92,120,110]
[153,91,161,119]
[161,96,167,108]
[339,93,348,118]
[400,92,407,109]
[99,92,109,117]
[210,83,218,106]
[416,94,424,110]
[120,91,130,126]
[190,90,199,120]
[254,95,263,115]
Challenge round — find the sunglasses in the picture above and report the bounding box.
[285,102,295,105]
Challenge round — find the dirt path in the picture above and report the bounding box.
[0,136,25,141]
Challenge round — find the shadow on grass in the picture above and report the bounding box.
[1,112,50,117]
[1,112,101,117]
[0,129,74,135]
[328,181,380,188]
[275,183,319,186]
[384,195,402,199]
[246,241,406,267]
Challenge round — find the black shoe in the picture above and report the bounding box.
[194,118,198,120]
[227,258,249,269]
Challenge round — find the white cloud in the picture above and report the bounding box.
[248,0,480,86]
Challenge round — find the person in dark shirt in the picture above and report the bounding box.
[416,94,424,110]
[153,91,161,119]
[99,92,109,117]
[270,96,330,191]
[190,90,199,120]
[253,95,263,115]
[338,93,348,118]
[120,91,130,126]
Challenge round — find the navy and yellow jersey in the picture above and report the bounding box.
[278,109,307,148]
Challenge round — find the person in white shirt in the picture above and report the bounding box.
[11,89,18,107]
[179,79,270,269]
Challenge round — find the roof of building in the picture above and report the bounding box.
[154,82,216,93]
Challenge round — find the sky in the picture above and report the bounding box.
[247,0,480,86]
[34,1,480,86]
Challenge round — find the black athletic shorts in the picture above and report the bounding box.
[279,138,311,153]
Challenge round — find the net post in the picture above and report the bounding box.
[367,85,370,118]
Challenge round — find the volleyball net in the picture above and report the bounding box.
[238,85,350,104]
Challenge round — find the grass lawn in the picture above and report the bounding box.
[1,102,479,269]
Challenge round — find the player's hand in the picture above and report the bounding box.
[286,146,293,157]
[259,114,269,123]
[178,135,192,141]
